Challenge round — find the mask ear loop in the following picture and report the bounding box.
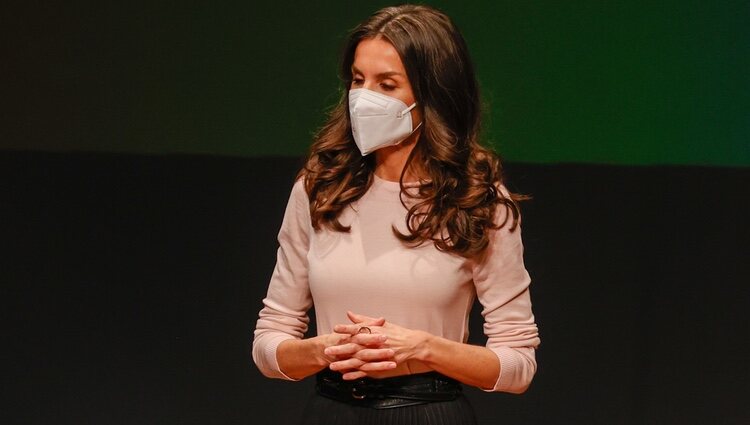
[409,120,423,135]
[391,102,422,149]
[397,102,422,135]
[393,109,424,148]
[396,102,418,119]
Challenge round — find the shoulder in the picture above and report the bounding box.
[277,177,312,238]
[287,177,312,209]
[290,177,308,200]
[491,182,521,226]
[279,177,310,222]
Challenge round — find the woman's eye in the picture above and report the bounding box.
[352,79,363,86]
[380,84,395,91]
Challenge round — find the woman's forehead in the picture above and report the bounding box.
[352,37,406,76]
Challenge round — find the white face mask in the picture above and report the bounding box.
[348,88,422,156]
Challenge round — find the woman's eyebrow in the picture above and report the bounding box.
[351,65,404,79]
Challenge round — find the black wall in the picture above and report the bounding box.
[3,151,748,424]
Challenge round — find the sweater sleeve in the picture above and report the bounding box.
[252,179,312,380]
[472,190,540,393]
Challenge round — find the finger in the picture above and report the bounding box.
[357,361,397,371]
[324,342,363,357]
[334,324,386,337]
[331,333,352,344]
[342,370,368,380]
[347,311,385,326]
[333,324,366,335]
[340,361,398,379]
[329,358,365,371]
[349,333,387,346]
[353,348,395,362]
[347,310,385,326]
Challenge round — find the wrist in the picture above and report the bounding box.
[412,330,435,363]
[312,334,338,368]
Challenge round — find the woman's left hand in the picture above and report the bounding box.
[326,311,432,380]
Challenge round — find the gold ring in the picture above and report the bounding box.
[357,326,371,334]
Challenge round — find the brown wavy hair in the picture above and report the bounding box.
[299,4,526,257]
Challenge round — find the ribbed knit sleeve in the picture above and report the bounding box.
[252,180,312,380]
[472,194,540,393]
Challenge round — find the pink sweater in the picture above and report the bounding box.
[252,175,540,393]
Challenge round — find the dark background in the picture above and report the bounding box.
[4,152,748,424]
[6,0,749,165]
[3,1,749,424]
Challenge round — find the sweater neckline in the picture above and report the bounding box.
[371,173,425,191]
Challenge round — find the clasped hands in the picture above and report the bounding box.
[323,311,429,380]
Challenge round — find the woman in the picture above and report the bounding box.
[252,4,539,424]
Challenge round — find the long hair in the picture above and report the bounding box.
[300,4,525,257]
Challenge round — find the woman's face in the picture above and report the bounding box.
[350,37,422,125]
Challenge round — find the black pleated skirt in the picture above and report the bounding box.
[300,392,478,425]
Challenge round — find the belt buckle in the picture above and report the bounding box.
[351,380,367,399]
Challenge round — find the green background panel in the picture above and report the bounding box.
[7,1,749,166]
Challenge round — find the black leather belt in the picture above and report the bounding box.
[315,369,462,409]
